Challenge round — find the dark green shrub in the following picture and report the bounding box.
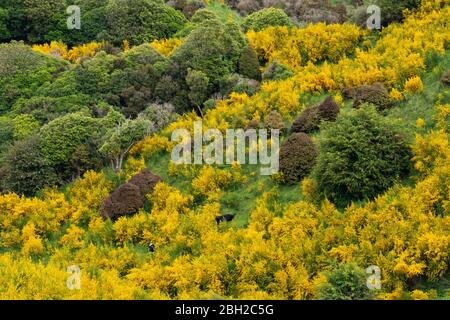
[0,41,68,114]
[279,132,318,184]
[353,82,391,111]
[292,96,340,133]
[0,116,14,152]
[106,0,187,45]
[312,106,412,205]
[376,0,421,26]
[239,45,261,80]
[39,112,105,180]
[242,7,292,32]
[0,135,58,196]
[262,61,294,81]
[264,110,286,133]
[171,18,245,109]
[232,78,260,96]
[0,7,10,41]
[220,74,261,97]
[317,263,371,300]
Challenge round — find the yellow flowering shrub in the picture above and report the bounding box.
[59,225,85,249]
[410,290,429,300]
[248,23,365,70]
[416,118,426,128]
[32,41,104,63]
[191,165,246,200]
[404,76,424,94]
[21,223,45,256]
[130,135,175,158]
[150,38,184,57]
[412,129,449,175]
[124,157,146,181]
[390,88,404,101]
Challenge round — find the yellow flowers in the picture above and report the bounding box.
[59,225,85,249]
[124,157,146,181]
[131,134,175,158]
[21,223,45,256]
[412,129,449,175]
[192,166,233,201]
[404,76,424,94]
[32,41,104,63]
[247,23,364,71]
[416,118,426,128]
[390,88,404,101]
[150,38,184,57]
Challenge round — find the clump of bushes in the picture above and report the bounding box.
[264,110,286,134]
[292,96,340,133]
[242,8,292,32]
[279,132,318,184]
[101,168,162,219]
[353,82,391,110]
[312,106,412,206]
[0,135,58,196]
[239,45,261,80]
[262,61,294,82]
[317,263,371,300]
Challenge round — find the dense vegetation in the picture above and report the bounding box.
[0,0,449,300]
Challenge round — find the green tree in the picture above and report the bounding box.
[22,0,66,42]
[12,114,40,140]
[0,116,14,153]
[100,117,154,172]
[186,68,209,113]
[1,135,58,196]
[0,41,67,114]
[190,8,219,24]
[312,106,412,206]
[106,0,187,45]
[0,7,10,41]
[239,45,261,80]
[39,112,103,180]
[242,8,292,32]
[376,0,421,26]
[171,18,244,104]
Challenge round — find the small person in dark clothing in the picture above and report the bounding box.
[215,214,235,224]
[148,243,155,253]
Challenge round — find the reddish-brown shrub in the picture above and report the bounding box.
[279,132,318,184]
[128,168,162,197]
[101,183,144,219]
[353,82,391,110]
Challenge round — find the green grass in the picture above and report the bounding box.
[206,0,244,24]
